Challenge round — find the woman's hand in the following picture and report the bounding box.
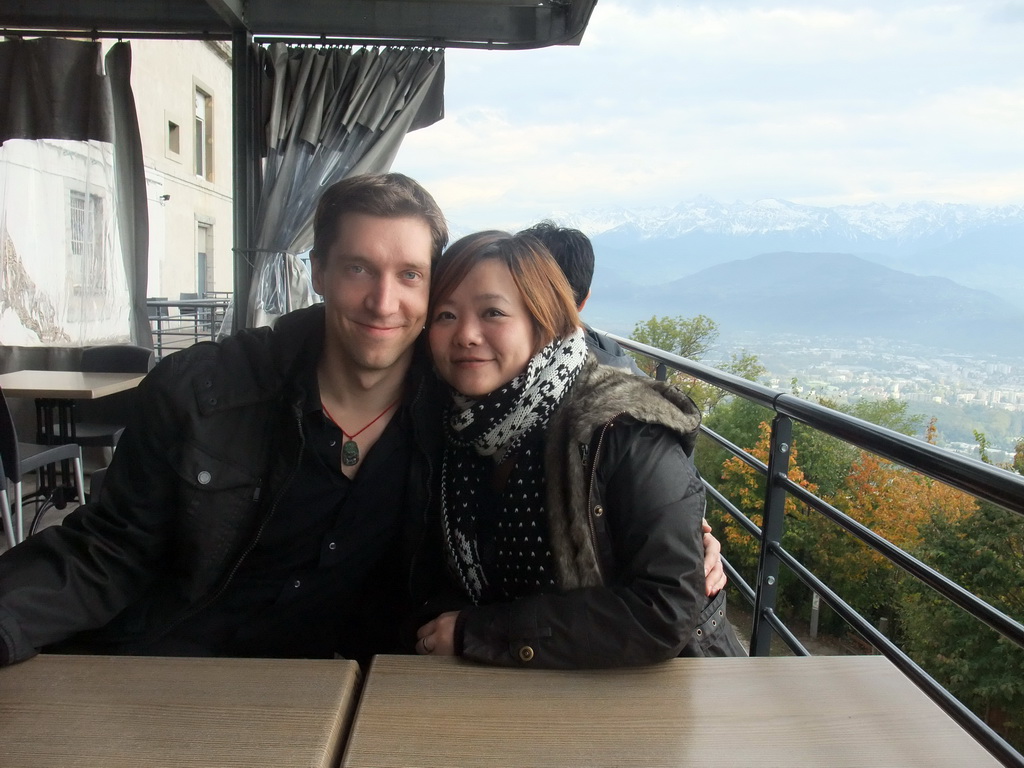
[416,611,461,655]
[703,519,728,596]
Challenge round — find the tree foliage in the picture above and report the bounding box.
[630,314,718,371]
[629,313,765,414]
[793,395,923,499]
[823,444,977,622]
[900,499,1024,742]
[714,420,819,610]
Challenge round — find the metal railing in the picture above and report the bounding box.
[146,297,231,360]
[609,332,1024,768]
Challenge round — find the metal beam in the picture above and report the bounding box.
[1,1,598,48]
[203,0,247,30]
[231,28,255,333]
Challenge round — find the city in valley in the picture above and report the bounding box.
[717,332,1024,465]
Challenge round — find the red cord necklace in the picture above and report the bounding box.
[321,398,399,467]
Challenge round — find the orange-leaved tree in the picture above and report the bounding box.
[822,418,978,624]
[718,420,819,582]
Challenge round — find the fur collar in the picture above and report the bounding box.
[544,356,702,589]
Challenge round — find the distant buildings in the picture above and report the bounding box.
[129,40,234,304]
[718,331,1024,459]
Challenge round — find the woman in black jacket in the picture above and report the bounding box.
[416,230,743,668]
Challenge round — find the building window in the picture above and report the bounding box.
[168,120,180,154]
[67,189,107,295]
[194,88,213,180]
[197,222,212,296]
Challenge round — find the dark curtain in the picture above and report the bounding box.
[0,38,113,144]
[245,44,445,328]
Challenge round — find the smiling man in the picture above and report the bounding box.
[0,174,449,665]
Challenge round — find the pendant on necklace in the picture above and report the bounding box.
[342,439,360,466]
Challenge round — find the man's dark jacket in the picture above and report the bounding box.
[0,305,443,666]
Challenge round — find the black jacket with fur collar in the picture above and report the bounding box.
[456,356,743,667]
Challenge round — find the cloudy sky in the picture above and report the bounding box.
[393,0,1024,232]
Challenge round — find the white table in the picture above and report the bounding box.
[341,654,1001,767]
[0,654,362,768]
[0,369,145,443]
[0,370,147,401]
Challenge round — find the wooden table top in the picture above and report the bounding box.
[0,370,146,399]
[0,654,362,768]
[341,654,1000,768]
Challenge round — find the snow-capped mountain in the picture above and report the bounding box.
[558,198,1024,243]
[534,198,1024,356]
[561,198,1024,313]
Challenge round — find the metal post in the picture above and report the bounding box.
[750,414,793,656]
[231,28,254,333]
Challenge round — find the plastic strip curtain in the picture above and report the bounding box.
[0,141,130,346]
[245,43,445,329]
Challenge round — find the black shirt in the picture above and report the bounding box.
[153,369,414,658]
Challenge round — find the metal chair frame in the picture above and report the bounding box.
[1,388,86,547]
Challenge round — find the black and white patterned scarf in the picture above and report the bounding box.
[441,329,589,604]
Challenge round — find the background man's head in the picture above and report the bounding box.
[519,220,594,309]
[311,173,449,267]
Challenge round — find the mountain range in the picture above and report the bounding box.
[551,199,1024,357]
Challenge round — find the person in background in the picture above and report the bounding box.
[524,219,728,591]
[414,231,744,667]
[520,221,645,375]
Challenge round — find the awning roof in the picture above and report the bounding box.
[1,1,600,331]
[2,0,599,49]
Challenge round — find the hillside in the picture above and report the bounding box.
[578,198,1024,312]
[584,251,1024,357]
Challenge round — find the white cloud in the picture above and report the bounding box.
[394,1,1024,230]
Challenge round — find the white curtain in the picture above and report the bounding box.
[245,44,445,328]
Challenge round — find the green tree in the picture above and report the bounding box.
[898,433,1024,749]
[823,441,976,626]
[630,314,718,376]
[974,429,992,464]
[629,313,765,414]
[900,499,1024,747]
[695,382,772,485]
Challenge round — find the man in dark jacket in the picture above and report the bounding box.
[520,221,646,375]
[0,176,724,667]
[0,173,449,666]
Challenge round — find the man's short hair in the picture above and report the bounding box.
[311,173,449,264]
[519,220,594,308]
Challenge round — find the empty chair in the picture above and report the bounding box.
[69,344,156,452]
[1,387,86,547]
